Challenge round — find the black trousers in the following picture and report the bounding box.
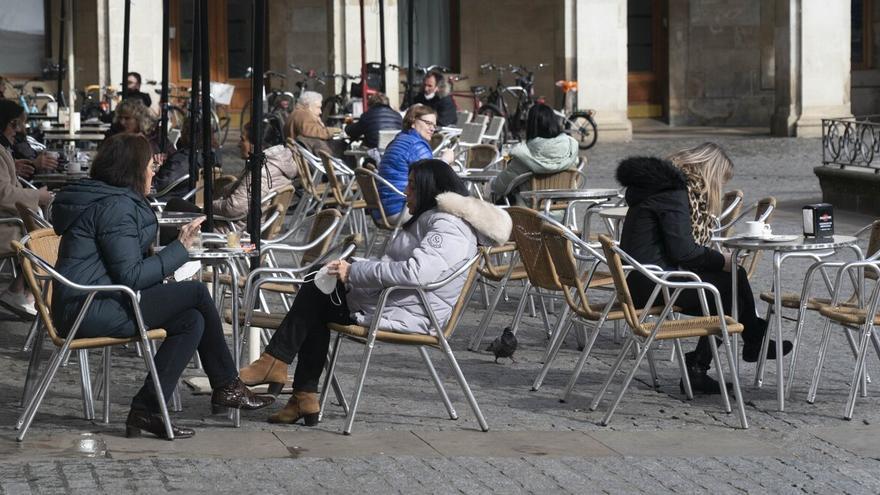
[130,281,237,412]
[264,276,352,393]
[629,266,764,370]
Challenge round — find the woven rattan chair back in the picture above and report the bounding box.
[465,144,499,169]
[14,232,62,346]
[263,184,295,240]
[541,223,604,319]
[15,202,50,232]
[288,139,320,197]
[597,234,641,330]
[319,151,347,205]
[717,190,744,237]
[443,258,481,339]
[354,169,392,229]
[527,169,582,209]
[507,207,561,291]
[302,209,344,265]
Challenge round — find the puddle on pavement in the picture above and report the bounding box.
[12,433,108,459]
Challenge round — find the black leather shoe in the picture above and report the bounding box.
[743,340,793,363]
[211,377,275,410]
[680,368,733,395]
[125,409,195,439]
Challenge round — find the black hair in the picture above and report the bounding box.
[243,113,284,148]
[0,99,25,134]
[126,72,142,85]
[90,133,152,194]
[404,159,470,227]
[525,103,562,141]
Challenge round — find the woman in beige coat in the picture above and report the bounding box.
[0,99,53,315]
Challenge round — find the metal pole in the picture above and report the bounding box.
[359,0,368,110]
[249,0,265,259]
[407,0,414,107]
[200,0,213,231]
[56,0,65,104]
[122,0,131,90]
[65,0,74,137]
[160,0,170,151]
[188,0,201,191]
[378,0,386,93]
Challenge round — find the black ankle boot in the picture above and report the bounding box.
[679,364,732,395]
[125,409,195,439]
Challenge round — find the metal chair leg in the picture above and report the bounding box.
[754,302,774,387]
[138,337,175,440]
[844,325,873,419]
[709,336,732,413]
[560,322,603,403]
[78,350,95,421]
[722,334,749,428]
[590,337,634,412]
[532,314,574,391]
[646,347,660,390]
[21,315,41,352]
[102,347,111,423]
[17,345,68,441]
[674,339,693,400]
[419,347,458,420]
[807,317,836,403]
[600,336,655,426]
[438,337,488,431]
[342,334,378,435]
[20,328,45,407]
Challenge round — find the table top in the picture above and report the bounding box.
[457,169,500,182]
[32,172,88,183]
[344,148,370,157]
[157,211,204,225]
[599,206,629,219]
[43,133,105,141]
[520,188,621,201]
[722,234,859,252]
[188,248,259,260]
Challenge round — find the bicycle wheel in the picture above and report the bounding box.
[239,99,252,137]
[566,111,598,150]
[213,105,230,146]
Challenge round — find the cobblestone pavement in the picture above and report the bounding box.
[3,130,880,494]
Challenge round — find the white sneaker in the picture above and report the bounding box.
[0,289,37,316]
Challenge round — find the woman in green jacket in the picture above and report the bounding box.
[491,103,580,204]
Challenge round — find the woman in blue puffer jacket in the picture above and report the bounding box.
[376,104,454,223]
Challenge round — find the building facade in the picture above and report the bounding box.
[5,0,876,140]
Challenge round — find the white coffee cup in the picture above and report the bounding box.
[67,160,81,174]
[745,221,771,238]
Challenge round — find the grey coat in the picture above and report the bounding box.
[346,192,511,334]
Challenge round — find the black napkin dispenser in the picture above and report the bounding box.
[802,203,834,241]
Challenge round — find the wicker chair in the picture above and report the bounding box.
[354,167,407,257]
[13,236,173,441]
[15,202,52,232]
[712,189,744,238]
[322,252,488,434]
[807,259,880,419]
[592,234,748,428]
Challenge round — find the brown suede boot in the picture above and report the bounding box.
[239,352,288,395]
[267,391,320,426]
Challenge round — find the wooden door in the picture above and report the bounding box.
[170,0,254,114]
[627,0,668,119]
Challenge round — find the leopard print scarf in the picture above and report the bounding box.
[680,167,713,246]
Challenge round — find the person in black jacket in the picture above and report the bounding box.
[344,92,402,149]
[616,156,791,394]
[123,71,153,108]
[51,133,272,439]
[411,71,456,127]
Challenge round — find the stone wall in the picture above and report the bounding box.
[668,0,775,126]
[268,0,331,91]
[851,0,880,116]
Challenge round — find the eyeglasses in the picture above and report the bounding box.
[417,118,438,130]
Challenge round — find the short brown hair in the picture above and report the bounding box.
[402,104,436,131]
[90,133,152,194]
[367,92,390,107]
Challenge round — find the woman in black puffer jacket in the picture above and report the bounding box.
[616,155,791,394]
[51,134,272,439]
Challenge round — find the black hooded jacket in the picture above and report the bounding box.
[616,157,724,296]
[51,179,189,337]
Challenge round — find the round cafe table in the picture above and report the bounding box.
[722,234,862,412]
[520,188,621,226]
[457,169,500,201]
[598,206,628,240]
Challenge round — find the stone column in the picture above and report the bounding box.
[772,0,851,137]
[574,0,632,141]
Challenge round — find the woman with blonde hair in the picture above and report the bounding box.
[104,99,173,158]
[615,149,790,394]
[668,142,734,246]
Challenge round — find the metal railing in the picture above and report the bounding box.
[822,116,880,172]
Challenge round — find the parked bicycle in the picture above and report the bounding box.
[551,80,597,150]
[159,82,229,146]
[321,72,361,124]
[79,85,119,123]
[239,69,296,135]
[475,63,544,142]
[0,77,55,114]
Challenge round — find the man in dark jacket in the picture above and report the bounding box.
[344,93,402,149]
[616,156,790,394]
[411,71,456,127]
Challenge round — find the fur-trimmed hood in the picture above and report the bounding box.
[615,156,687,207]
[436,192,512,246]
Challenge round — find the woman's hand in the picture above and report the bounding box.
[177,217,205,249]
[37,186,53,206]
[15,159,35,178]
[326,259,351,283]
[34,152,59,172]
[440,148,455,164]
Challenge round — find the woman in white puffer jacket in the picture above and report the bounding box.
[238,159,512,425]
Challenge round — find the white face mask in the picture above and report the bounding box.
[424,91,435,100]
